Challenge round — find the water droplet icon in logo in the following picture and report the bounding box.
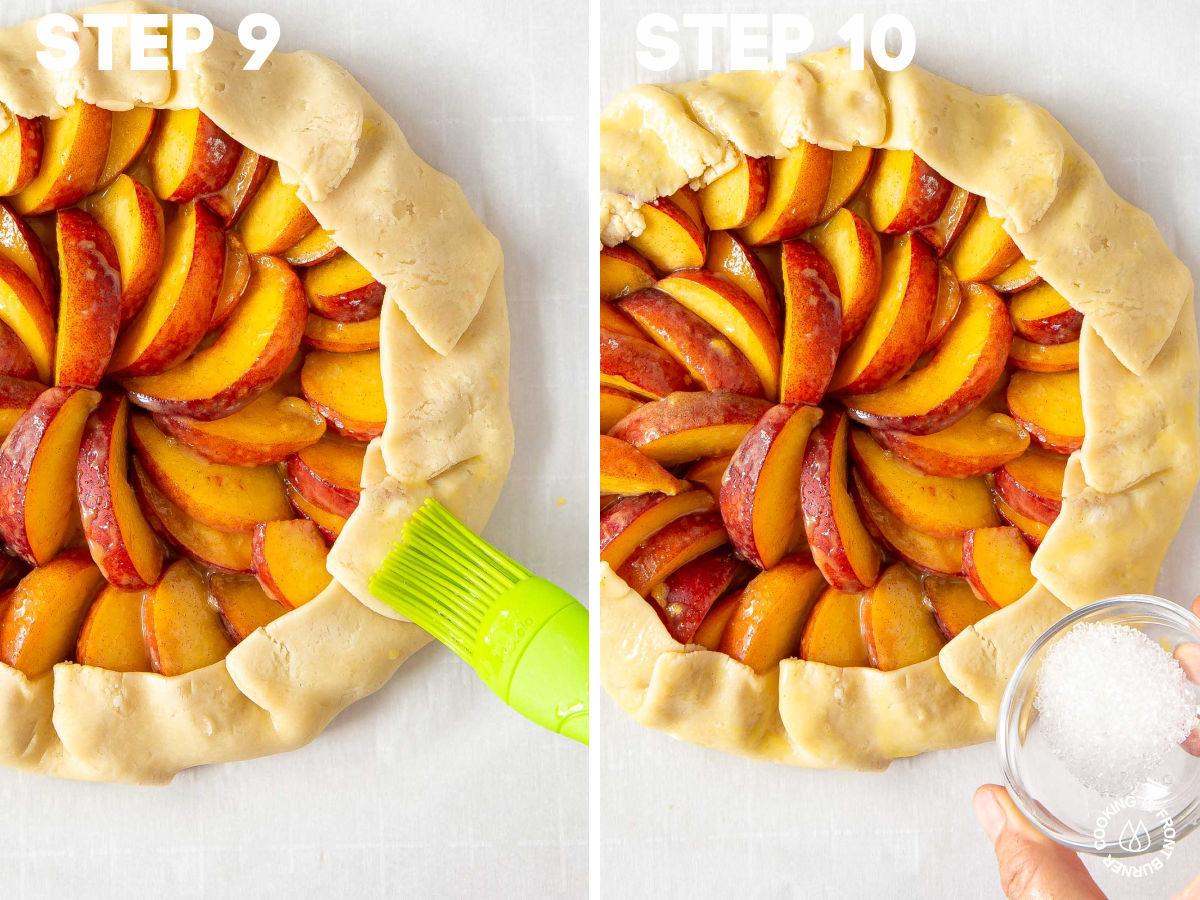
[1119,819,1152,853]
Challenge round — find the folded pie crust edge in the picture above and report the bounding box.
[598,51,1198,769]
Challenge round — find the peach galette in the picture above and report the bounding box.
[598,53,1198,769]
[0,5,510,783]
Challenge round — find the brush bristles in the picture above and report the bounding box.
[370,500,532,661]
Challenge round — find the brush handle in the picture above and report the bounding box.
[473,577,589,745]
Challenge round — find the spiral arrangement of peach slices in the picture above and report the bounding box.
[600,143,1083,673]
[0,100,386,678]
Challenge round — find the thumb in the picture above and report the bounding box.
[974,785,1106,899]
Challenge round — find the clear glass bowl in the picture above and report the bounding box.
[997,594,1200,857]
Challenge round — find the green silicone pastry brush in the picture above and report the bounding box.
[369,499,588,745]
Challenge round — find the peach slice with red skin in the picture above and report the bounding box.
[0,323,35,380]
[107,200,225,376]
[148,109,241,203]
[849,426,1000,539]
[800,586,871,667]
[652,548,745,644]
[0,255,56,383]
[685,453,731,499]
[286,481,347,542]
[77,393,164,590]
[96,107,157,190]
[283,226,339,267]
[75,583,152,672]
[599,490,715,570]
[922,262,962,354]
[203,146,270,226]
[301,349,386,441]
[285,434,364,517]
[600,385,641,434]
[209,232,251,329]
[923,575,993,640]
[141,559,233,675]
[963,526,1037,609]
[600,434,686,496]
[869,405,1029,479]
[852,469,963,576]
[303,314,380,353]
[815,146,874,225]
[800,410,881,591]
[210,573,288,643]
[236,162,318,255]
[1008,283,1083,345]
[251,519,332,610]
[692,591,740,650]
[806,207,881,347]
[600,244,657,302]
[0,201,56,311]
[720,403,822,570]
[828,232,937,395]
[609,390,772,467]
[83,174,165,324]
[1006,370,1084,454]
[0,549,105,676]
[617,288,762,396]
[1009,337,1079,373]
[627,192,707,272]
[994,492,1049,549]
[864,150,952,234]
[0,375,44,441]
[600,328,692,400]
[12,101,111,216]
[841,282,1013,435]
[0,115,43,196]
[860,563,946,671]
[704,230,781,334]
[779,240,842,405]
[718,554,826,672]
[995,448,1065,526]
[948,202,1021,282]
[122,254,307,420]
[697,151,768,230]
[600,301,646,340]
[54,209,122,388]
[0,386,101,566]
[915,186,978,257]
[304,252,386,323]
[990,256,1041,294]
[738,141,833,246]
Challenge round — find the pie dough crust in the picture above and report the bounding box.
[598,51,1199,769]
[0,2,512,783]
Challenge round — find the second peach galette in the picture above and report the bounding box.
[598,53,1199,769]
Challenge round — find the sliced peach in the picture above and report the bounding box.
[75,583,152,672]
[0,375,43,440]
[915,186,977,257]
[609,390,772,467]
[209,573,288,643]
[626,192,706,272]
[96,107,157,190]
[77,393,164,589]
[0,386,100,565]
[129,412,292,533]
[852,469,963,576]
[0,255,54,383]
[0,201,56,310]
[653,548,745,644]
[251,519,332,610]
[148,108,241,202]
[131,457,252,573]
[12,101,110,216]
[994,491,1049,549]
[860,563,945,671]
[842,282,1013,434]
[990,256,1041,294]
[656,269,780,397]
[800,586,871,667]
[697,151,768,229]
[963,526,1036,609]
[870,405,1029,478]
[815,146,874,224]
[203,146,269,226]
[1006,370,1084,454]
[738,141,832,245]
[685,453,732,499]
[141,560,233,675]
[303,252,385,323]
[54,209,122,388]
[0,115,42,196]
[665,185,704,230]
[598,490,715,570]
[600,434,686,496]
[235,162,318,255]
[600,300,646,340]
[0,323,35,381]
[600,329,692,400]
[123,255,307,420]
[800,410,881,591]
[718,555,825,672]
[923,575,993,640]
[286,481,346,542]
[1008,283,1083,345]
[849,426,999,539]
[864,150,951,234]
[282,226,339,268]
[600,385,641,434]
[210,231,251,329]
[807,207,881,346]
[720,403,822,570]
[703,229,781,334]
[83,174,165,323]
[995,448,1065,526]
[779,240,841,405]
[303,313,380,353]
[948,202,1021,283]
[285,433,364,518]
[1009,336,1078,373]
[922,262,962,353]
[0,549,104,676]
[693,590,741,651]
[108,200,224,376]
[617,288,762,396]
[829,232,937,394]
[300,349,385,441]
[600,244,657,301]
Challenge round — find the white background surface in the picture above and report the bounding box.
[596,1,1200,898]
[0,1,588,898]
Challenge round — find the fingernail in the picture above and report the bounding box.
[974,788,1007,843]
